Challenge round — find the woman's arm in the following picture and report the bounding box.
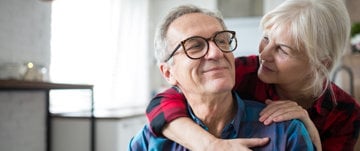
[164,117,269,151]
[146,87,187,136]
[145,87,269,150]
[162,117,215,150]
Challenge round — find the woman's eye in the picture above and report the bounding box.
[278,47,289,55]
[262,36,269,43]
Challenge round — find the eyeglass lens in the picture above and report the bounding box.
[183,31,236,59]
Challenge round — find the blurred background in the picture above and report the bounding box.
[0,0,359,151]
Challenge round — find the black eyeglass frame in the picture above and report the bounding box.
[164,30,237,62]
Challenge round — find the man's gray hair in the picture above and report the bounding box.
[154,5,226,65]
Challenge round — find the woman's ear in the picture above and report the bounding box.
[159,63,177,85]
[322,59,332,69]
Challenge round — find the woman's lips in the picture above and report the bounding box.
[260,64,274,72]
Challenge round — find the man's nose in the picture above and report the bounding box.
[204,41,223,59]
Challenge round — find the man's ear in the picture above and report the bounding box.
[159,63,177,85]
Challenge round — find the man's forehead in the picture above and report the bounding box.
[167,13,223,38]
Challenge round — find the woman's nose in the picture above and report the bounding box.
[259,43,274,61]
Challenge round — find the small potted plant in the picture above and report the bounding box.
[351,22,360,53]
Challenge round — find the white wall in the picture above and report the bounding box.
[0,0,51,69]
[264,0,285,13]
[0,0,51,151]
[225,17,262,57]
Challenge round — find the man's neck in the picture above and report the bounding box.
[186,92,236,137]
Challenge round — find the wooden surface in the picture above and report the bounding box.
[0,79,93,90]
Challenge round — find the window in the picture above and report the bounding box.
[50,0,150,115]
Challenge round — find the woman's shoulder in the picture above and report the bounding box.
[330,83,359,106]
[310,83,360,125]
[329,83,360,114]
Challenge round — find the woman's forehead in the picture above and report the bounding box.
[264,24,293,42]
[264,24,306,55]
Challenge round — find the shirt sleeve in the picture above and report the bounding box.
[315,84,360,151]
[320,104,360,151]
[145,87,188,136]
[128,125,149,151]
[286,120,316,151]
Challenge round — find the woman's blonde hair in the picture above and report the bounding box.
[260,0,351,97]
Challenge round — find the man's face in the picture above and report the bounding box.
[160,13,236,96]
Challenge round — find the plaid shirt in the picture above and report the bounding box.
[146,55,360,151]
[132,93,314,151]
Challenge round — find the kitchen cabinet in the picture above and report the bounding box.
[0,80,94,151]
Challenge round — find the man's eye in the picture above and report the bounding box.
[215,39,227,45]
[186,43,204,51]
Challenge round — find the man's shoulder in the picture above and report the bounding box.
[129,125,151,149]
[240,99,266,120]
[243,99,266,111]
[238,99,313,150]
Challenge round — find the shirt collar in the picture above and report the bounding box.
[186,92,245,138]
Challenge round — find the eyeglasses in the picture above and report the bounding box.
[164,30,237,62]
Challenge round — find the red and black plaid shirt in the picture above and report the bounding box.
[146,55,360,151]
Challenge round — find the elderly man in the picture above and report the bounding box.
[129,5,314,151]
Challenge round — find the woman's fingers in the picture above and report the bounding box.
[259,100,306,125]
[265,108,306,124]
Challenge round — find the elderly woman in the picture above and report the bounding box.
[145,0,360,151]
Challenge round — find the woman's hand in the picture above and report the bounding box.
[259,99,322,151]
[259,99,308,125]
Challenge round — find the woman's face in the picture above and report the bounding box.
[257,25,312,88]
